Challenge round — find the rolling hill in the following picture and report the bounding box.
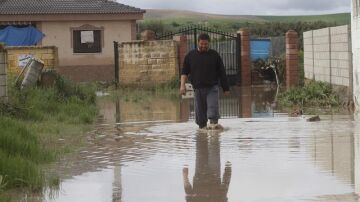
[144,9,350,24]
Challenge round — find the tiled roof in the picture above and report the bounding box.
[0,0,145,15]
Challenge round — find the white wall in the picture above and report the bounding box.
[41,20,133,67]
[352,0,360,113]
[303,25,352,87]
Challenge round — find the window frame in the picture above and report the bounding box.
[70,24,104,54]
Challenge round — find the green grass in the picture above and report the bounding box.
[298,50,305,86]
[0,75,97,197]
[278,80,340,108]
[154,14,350,25]
[107,77,180,102]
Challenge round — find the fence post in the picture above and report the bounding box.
[286,30,299,88]
[236,33,242,85]
[0,43,7,102]
[238,28,251,86]
[174,35,188,78]
[194,28,197,50]
[114,41,119,88]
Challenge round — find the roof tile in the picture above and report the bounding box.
[0,0,145,15]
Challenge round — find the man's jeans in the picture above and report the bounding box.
[194,85,220,128]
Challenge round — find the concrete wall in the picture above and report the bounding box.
[5,46,57,74]
[118,40,178,85]
[304,25,352,87]
[355,117,360,195]
[0,46,6,101]
[352,0,360,112]
[40,20,135,81]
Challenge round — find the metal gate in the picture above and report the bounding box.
[156,25,241,85]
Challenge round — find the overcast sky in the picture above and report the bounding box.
[119,0,350,15]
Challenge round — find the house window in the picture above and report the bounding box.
[73,30,101,53]
[71,24,104,53]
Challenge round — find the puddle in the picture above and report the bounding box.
[23,87,360,202]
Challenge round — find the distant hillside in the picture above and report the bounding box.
[144,9,350,24]
[259,13,350,24]
[144,9,265,22]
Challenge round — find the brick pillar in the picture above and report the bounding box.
[174,35,188,72]
[0,43,7,102]
[286,30,299,88]
[141,30,155,41]
[240,87,252,118]
[238,29,251,86]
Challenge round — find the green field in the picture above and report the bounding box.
[140,9,349,40]
[144,9,350,25]
[259,13,350,24]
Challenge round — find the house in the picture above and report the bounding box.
[0,0,145,81]
[352,0,360,112]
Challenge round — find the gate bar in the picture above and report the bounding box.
[236,33,241,85]
[114,41,119,88]
[194,28,197,50]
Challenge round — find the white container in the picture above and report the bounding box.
[21,58,44,89]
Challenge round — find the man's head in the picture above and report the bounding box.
[198,33,210,52]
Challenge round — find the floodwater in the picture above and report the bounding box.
[31,86,360,202]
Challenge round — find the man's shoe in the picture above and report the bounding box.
[208,123,224,130]
[198,127,208,133]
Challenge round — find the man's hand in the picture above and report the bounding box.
[224,91,230,96]
[180,75,188,95]
[180,85,186,95]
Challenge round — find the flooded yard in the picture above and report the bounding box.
[26,86,360,202]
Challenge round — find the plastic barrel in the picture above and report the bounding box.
[21,58,44,89]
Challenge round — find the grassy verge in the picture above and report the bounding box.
[277,80,340,108]
[113,77,180,92]
[298,50,305,86]
[0,75,97,199]
[106,77,181,103]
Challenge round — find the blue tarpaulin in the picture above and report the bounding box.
[250,39,271,61]
[0,26,44,46]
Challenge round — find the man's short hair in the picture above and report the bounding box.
[198,33,211,42]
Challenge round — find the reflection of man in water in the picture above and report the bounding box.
[182,133,232,202]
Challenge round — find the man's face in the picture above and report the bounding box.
[198,39,209,52]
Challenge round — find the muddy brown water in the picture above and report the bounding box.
[25,87,360,202]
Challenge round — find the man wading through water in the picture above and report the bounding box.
[180,33,230,132]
